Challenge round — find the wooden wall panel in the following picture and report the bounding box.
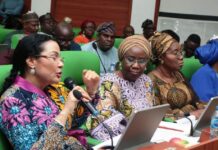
[51,0,132,36]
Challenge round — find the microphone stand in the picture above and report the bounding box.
[92,42,107,74]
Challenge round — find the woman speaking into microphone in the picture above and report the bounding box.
[0,34,100,150]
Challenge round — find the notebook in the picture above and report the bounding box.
[193,96,218,136]
[114,104,170,150]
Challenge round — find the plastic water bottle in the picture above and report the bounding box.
[210,106,218,138]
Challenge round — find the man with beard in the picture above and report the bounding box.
[81,22,118,75]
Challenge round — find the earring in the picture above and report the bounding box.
[30,67,35,75]
[160,59,164,64]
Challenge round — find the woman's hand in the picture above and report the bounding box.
[62,86,92,115]
[83,70,100,97]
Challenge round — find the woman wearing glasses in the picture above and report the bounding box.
[0,34,99,149]
[148,32,204,118]
[85,35,155,141]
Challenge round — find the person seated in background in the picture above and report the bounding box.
[122,25,135,38]
[74,20,96,44]
[54,21,81,50]
[148,32,204,118]
[82,22,118,75]
[3,11,39,49]
[0,0,24,24]
[182,34,201,58]
[38,13,56,37]
[141,19,155,40]
[0,34,100,149]
[191,37,218,103]
[161,29,180,43]
[85,35,155,141]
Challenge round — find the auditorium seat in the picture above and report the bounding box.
[0,28,15,43]
[11,34,25,49]
[0,64,12,91]
[60,51,100,85]
[181,57,202,80]
[114,38,123,48]
[72,27,81,37]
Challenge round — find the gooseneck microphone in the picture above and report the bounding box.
[92,42,107,73]
[64,77,99,116]
[184,112,194,136]
[64,77,114,149]
[73,90,99,116]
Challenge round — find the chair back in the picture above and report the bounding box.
[61,51,100,85]
[11,34,25,49]
[0,65,12,92]
[181,57,202,80]
[114,38,124,49]
[0,28,15,43]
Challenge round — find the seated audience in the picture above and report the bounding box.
[82,22,118,75]
[0,34,100,149]
[191,38,218,102]
[148,32,204,117]
[39,13,56,37]
[0,0,24,24]
[74,20,96,44]
[85,35,155,141]
[181,34,201,58]
[122,25,135,38]
[3,11,39,48]
[54,21,81,50]
[141,19,154,40]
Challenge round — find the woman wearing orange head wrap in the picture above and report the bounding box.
[148,32,204,118]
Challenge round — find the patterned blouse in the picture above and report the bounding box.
[0,76,86,150]
[86,72,155,141]
[148,71,203,116]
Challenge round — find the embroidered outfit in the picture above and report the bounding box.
[0,76,86,150]
[86,73,154,141]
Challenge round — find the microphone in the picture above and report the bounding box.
[65,77,114,149]
[73,90,99,116]
[184,112,194,136]
[64,77,99,116]
[92,42,107,73]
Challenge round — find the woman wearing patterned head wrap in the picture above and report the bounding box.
[148,32,204,119]
[191,39,218,102]
[85,35,155,141]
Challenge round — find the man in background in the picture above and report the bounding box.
[81,22,118,75]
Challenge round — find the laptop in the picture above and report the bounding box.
[114,104,170,150]
[193,96,218,136]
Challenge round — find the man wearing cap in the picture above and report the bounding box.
[38,13,56,37]
[81,22,118,75]
[3,11,39,49]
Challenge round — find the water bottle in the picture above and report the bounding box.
[210,106,218,138]
[109,63,116,73]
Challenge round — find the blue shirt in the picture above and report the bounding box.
[0,0,24,17]
[191,64,218,102]
[81,41,118,75]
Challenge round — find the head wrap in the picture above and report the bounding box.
[118,35,151,60]
[22,11,39,23]
[149,32,175,62]
[96,22,115,34]
[195,39,218,65]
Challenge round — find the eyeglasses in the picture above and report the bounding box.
[35,55,64,62]
[124,56,148,65]
[165,51,184,58]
